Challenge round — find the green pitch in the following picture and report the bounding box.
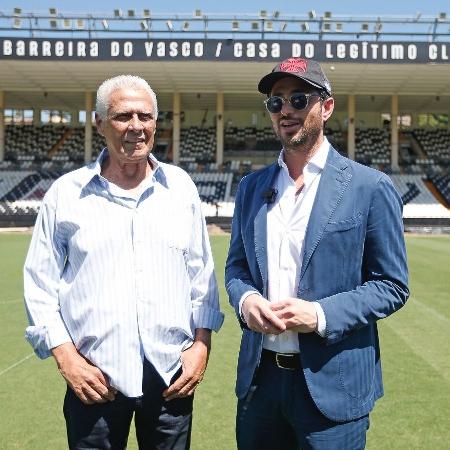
[0,233,449,449]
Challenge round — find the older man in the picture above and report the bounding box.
[225,57,409,449]
[24,75,223,449]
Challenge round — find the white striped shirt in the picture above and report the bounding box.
[24,150,224,397]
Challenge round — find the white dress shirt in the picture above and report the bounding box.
[24,149,224,397]
[264,139,329,352]
[240,139,329,353]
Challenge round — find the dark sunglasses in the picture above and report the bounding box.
[264,92,322,114]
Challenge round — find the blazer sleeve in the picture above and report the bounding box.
[225,180,259,329]
[317,173,409,345]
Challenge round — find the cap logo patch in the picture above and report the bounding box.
[280,58,307,73]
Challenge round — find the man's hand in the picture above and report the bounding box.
[162,328,211,401]
[270,298,318,333]
[51,342,116,405]
[242,294,286,335]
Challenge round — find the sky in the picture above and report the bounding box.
[1,0,449,17]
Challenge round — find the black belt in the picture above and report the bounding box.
[261,349,301,370]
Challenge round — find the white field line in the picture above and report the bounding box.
[384,324,450,382]
[0,299,23,304]
[0,353,34,377]
[384,295,450,382]
[410,296,450,325]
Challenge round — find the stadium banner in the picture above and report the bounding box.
[1,38,449,63]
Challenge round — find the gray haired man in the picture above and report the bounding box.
[24,75,223,449]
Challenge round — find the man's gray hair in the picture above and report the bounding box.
[96,75,158,120]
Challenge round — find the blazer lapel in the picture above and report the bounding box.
[299,149,352,282]
[254,163,280,297]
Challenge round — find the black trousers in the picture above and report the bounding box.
[63,359,193,450]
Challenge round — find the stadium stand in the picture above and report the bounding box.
[225,126,279,152]
[390,174,450,219]
[428,172,450,206]
[4,124,68,167]
[391,175,439,205]
[355,128,391,171]
[412,129,450,171]
[2,131,450,232]
[2,124,450,225]
[180,126,216,163]
[0,171,32,197]
[190,172,233,203]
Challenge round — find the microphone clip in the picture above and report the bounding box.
[261,188,278,204]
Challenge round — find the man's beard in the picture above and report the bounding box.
[282,132,309,152]
[276,119,322,154]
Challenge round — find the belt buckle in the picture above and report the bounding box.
[275,353,295,370]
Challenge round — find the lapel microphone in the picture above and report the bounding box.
[261,188,278,204]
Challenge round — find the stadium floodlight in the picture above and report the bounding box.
[166,20,173,31]
[260,10,268,18]
[63,18,71,29]
[322,22,331,32]
[13,17,21,28]
[265,21,273,31]
[49,7,57,16]
[361,23,369,32]
[324,11,332,20]
[13,7,22,16]
[301,22,309,32]
[76,18,85,29]
[280,22,287,32]
[143,9,151,18]
[49,19,58,28]
[438,12,447,20]
[194,9,202,17]
[308,10,316,19]
[336,22,343,32]
[273,11,280,19]
[140,20,148,31]
[251,21,259,30]
[232,20,239,31]
[182,21,189,31]
[113,9,122,18]
[102,19,109,30]
[127,9,135,18]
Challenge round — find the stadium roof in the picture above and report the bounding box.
[1,60,449,113]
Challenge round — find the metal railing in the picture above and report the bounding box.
[0,10,449,41]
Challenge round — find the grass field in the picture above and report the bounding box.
[0,233,449,449]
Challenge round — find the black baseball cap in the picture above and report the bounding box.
[258,57,332,96]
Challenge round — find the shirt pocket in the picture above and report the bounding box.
[158,205,193,253]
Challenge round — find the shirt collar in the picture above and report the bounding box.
[80,148,163,188]
[277,136,330,174]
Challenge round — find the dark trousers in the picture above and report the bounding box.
[63,359,193,450]
[236,351,370,450]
